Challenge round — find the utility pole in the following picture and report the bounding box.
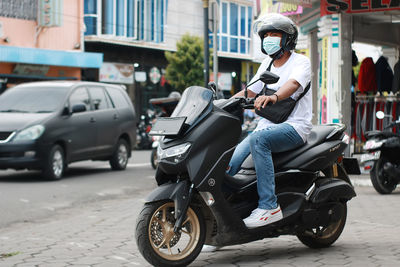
[211,1,219,97]
[203,0,210,87]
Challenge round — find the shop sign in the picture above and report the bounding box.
[13,64,49,76]
[320,37,329,124]
[38,0,63,27]
[321,0,400,16]
[135,71,147,82]
[275,0,312,8]
[259,0,303,16]
[99,62,134,84]
[149,67,161,84]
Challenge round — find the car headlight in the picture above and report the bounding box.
[13,125,45,141]
[157,142,191,163]
[363,140,384,150]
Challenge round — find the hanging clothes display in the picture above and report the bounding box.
[352,95,400,154]
[392,59,400,94]
[375,56,394,94]
[358,57,377,94]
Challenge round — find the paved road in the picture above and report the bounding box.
[0,150,156,228]
[1,151,400,266]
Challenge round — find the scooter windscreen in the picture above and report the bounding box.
[170,86,213,129]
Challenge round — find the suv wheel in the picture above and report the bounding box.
[110,139,129,170]
[42,145,65,180]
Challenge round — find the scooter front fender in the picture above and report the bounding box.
[310,178,356,204]
[145,180,191,220]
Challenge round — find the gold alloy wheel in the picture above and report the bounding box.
[311,216,343,240]
[148,202,201,261]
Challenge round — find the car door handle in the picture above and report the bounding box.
[90,117,96,123]
[113,114,119,120]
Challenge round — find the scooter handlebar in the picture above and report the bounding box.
[235,97,256,109]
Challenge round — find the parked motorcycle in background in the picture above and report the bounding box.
[362,111,400,194]
[135,110,154,150]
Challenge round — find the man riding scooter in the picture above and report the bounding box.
[226,13,312,228]
[203,12,312,253]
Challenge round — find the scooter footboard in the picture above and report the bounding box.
[310,178,356,204]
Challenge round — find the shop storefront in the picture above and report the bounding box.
[296,0,400,155]
[0,45,103,93]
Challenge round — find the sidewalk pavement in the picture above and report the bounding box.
[1,174,400,267]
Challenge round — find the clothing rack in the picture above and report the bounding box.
[352,94,400,154]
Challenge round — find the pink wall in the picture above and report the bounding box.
[0,0,83,51]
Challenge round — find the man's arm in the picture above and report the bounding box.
[254,78,300,109]
[232,89,258,98]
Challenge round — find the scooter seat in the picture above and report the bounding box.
[241,124,340,170]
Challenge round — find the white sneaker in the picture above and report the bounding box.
[243,206,283,229]
[201,244,221,252]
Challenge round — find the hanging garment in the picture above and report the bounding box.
[358,57,377,94]
[372,99,377,131]
[375,56,394,94]
[392,101,397,133]
[361,101,367,141]
[383,101,393,132]
[393,60,400,94]
[366,98,374,131]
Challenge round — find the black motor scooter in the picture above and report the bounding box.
[135,71,356,267]
[363,111,400,194]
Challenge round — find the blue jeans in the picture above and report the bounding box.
[227,123,304,210]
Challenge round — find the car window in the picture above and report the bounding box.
[0,86,67,113]
[69,87,90,112]
[106,87,130,109]
[89,87,111,110]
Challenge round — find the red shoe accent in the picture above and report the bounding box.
[264,217,269,221]
[271,209,281,215]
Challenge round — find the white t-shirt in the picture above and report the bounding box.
[248,52,312,142]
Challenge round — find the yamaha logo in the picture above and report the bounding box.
[208,178,216,187]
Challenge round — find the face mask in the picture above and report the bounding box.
[263,36,281,55]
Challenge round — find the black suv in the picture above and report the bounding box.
[0,81,136,180]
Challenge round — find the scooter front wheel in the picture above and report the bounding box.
[296,203,347,249]
[135,201,205,267]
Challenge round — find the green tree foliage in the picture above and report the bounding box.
[165,34,211,92]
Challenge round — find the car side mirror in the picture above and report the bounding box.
[72,104,86,113]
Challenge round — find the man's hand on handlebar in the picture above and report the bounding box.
[254,95,278,110]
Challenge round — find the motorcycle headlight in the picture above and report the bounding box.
[363,140,384,150]
[13,125,45,141]
[157,142,191,163]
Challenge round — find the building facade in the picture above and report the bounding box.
[0,0,103,93]
[83,0,255,115]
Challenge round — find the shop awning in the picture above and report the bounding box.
[0,45,103,68]
[0,73,77,80]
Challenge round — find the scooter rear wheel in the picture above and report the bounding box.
[370,158,397,194]
[296,203,347,249]
[135,201,205,267]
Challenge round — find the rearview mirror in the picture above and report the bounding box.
[244,71,280,98]
[259,71,280,85]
